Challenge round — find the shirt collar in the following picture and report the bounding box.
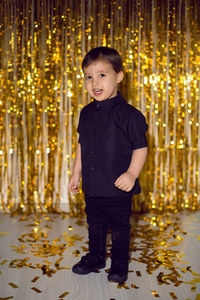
[93,92,123,110]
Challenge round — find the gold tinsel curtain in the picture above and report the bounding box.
[0,0,200,215]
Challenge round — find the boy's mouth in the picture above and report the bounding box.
[93,89,103,95]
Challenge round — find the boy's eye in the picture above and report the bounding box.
[99,73,106,78]
[85,75,92,80]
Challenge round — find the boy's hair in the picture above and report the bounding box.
[82,47,123,73]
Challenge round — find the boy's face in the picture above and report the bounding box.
[83,60,123,101]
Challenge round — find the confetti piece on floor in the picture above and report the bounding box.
[0,232,9,236]
[117,283,129,289]
[151,290,160,297]
[43,260,52,265]
[59,291,69,298]
[72,250,80,257]
[81,246,88,252]
[41,264,57,277]
[191,286,196,292]
[8,282,18,289]
[31,276,40,283]
[191,271,200,276]
[55,257,64,268]
[0,297,14,299]
[136,271,141,277]
[19,217,29,221]
[0,260,8,265]
[131,283,139,289]
[169,292,178,299]
[75,219,84,226]
[31,287,42,293]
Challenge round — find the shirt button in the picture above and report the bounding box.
[91,166,95,170]
[91,151,95,154]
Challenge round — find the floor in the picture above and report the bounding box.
[0,210,200,300]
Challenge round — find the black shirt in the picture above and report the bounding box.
[77,93,148,197]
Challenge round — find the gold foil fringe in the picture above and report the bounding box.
[0,0,200,216]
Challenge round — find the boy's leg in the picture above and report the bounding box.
[105,195,132,282]
[86,195,107,258]
[72,195,107,274]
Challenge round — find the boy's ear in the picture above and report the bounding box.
[117,71,124,83]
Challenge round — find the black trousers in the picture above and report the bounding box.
[85,194,132,265]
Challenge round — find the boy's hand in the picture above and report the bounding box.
[114,171,136,192]
[68,174,80,193]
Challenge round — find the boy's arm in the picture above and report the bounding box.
[114,147,148,192]
[68,143,82,193]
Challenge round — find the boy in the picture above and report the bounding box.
[68,47,148,283]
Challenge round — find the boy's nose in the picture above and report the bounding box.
[92,77,100,85]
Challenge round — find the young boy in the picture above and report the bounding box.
[68,47,148,283]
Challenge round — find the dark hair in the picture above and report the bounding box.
[82,47,123,73]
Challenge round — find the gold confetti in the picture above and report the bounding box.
[0,260,8,265]
[81,246,88,252]
[68,225,73,231]
[9,258,31,269]
[157,272,182,286]
[169,292,178,299]
[191,271,200,277]
[0,297,14,299]
[31,276,40,283]
[131,283,139,289]
[136,271,141,277]
[31,287,42,293]
[61,214,68,220]
[191,286,196,292]
[0,232,9,236]
[75,219,84,226]
[41,265,57,277]
[55,257,64,267]
[8,282,18,289]
[117,283,129,289]
[43,260,52,265]
[19,217,29,221]
[151,290,160,297]
[59,291,69,298]
[72,250,80,257]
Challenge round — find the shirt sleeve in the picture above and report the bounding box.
[128,109,148,150]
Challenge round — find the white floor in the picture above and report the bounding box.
[0,210,200,300]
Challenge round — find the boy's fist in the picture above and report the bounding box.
[114,171,136,192]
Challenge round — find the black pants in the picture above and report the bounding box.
[85,194,132,265]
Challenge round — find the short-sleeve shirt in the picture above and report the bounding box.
[77,93,148,197]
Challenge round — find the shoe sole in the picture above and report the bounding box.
[107,274,128,283]
[72,263,106,275]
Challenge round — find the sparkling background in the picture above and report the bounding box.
[0,0,200,215]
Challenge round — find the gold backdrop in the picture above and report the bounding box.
[0,0,200,216]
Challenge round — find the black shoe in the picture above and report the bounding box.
[107,261,128,283]
[72,253,106,275]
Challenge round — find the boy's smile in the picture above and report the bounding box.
[83,60,123,101]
